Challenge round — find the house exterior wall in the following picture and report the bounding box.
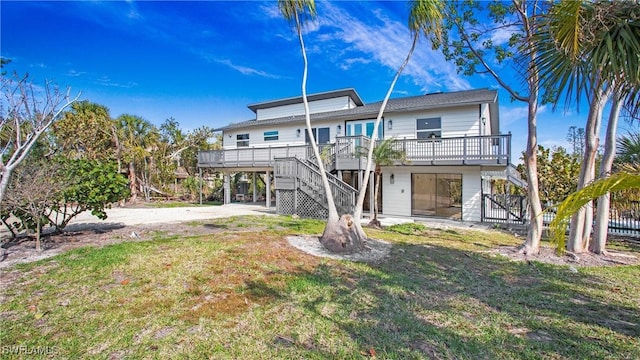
[381,165,483,222]
[222,119,342,149]
[256,96,355,121]
[384,105,483,139]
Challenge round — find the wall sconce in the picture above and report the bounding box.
[390,173,395,184]
[337,124,342,134]
[388,120,393,130]
[481,117,486,126]
[296,129,301,137]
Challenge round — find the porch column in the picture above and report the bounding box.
[199,167,203,205]
[252,172,258,203]
[369,171,375,219]
[223,172,231,205]
[337,170,343,181]
[266,170,271,209]
[358,170,364,191]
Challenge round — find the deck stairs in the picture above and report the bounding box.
[274,156,356,219]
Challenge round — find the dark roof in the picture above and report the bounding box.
[218,88,498,132]
[247,88,364,113]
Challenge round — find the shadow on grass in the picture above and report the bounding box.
[261,242,640,358]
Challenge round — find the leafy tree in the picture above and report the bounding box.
[3,160,64,251]
[2,158,129,247]
[516,146,581,208]
[0,73,79,203]
[53,100,116,161]
[436,0,549,254]
[47,158,130,231]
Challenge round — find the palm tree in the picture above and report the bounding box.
[368,138,408,227]
[278,0,360,253]
[115,114,157,203]
[536,0,640,253]
[352,0,444,239]
[617,131,640,164]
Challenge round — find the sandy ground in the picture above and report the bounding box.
[0,204,276,269]
[1,204,638,269]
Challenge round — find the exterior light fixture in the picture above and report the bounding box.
[337,124,342,134]
[390,173,395,184]
[296,129,301,137]
[388,120,393,130]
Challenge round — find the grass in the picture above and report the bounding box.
[1,215,639,359]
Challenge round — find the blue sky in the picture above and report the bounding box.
[1,0,621,157]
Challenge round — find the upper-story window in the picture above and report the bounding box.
[305,127,330,145]
[237,133,249,147]
[264,130,279,141]
[416,118,441,139]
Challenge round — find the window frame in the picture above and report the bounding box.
[236,133,250,147]
[416,117,442,140]
[263,130,279,142]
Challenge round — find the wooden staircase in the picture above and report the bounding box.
[273,157,356,219]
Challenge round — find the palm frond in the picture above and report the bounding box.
[549,171,640,252]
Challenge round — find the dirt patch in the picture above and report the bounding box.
[0,222,221,269]
[489,245,639,267]
[286,235,391,263]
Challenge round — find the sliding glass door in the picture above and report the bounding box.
[411,173,462,219]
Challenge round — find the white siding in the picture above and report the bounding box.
[381,166,483,222]
[384,105,481,139]
[480,103,492,136]
[223,120,343,149]
[256,96,353,121]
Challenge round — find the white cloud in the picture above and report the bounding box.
[66,69,86,77]
[214,59,281,79]
[96,76,138,88]
[490,27,514,46]
[311,1,470,92]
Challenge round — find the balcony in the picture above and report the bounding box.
[198,134,511,169]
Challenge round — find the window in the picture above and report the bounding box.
[416,117,441,139]
[264,130,278,141]
[305,127,330,144]
[236,133,249,147]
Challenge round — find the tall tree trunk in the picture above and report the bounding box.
[368,171,383,228]
[521,95,544,254]
[128,161,138,203]
[591,95,622,254]
[352,33,419,241]
[568,84,609,253]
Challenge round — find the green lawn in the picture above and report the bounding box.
[1,216,638,359]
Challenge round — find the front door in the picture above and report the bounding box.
[412,173,462,219]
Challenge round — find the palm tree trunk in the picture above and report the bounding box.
[128,161,137,203]
[568,84,609,253]
[591,94,622,254]
[353,33,419,237]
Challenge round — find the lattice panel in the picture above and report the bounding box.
[275,189,328,219]
[277,190,295,215]
[297,190,328,219]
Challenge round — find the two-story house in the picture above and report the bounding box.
[198,88,520,223]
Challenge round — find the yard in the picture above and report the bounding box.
[1,215,639,359]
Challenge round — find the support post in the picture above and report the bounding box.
[266,170,271,209]
[252,172,257,203]
[199,167,203,205]
[224,172,231,205]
